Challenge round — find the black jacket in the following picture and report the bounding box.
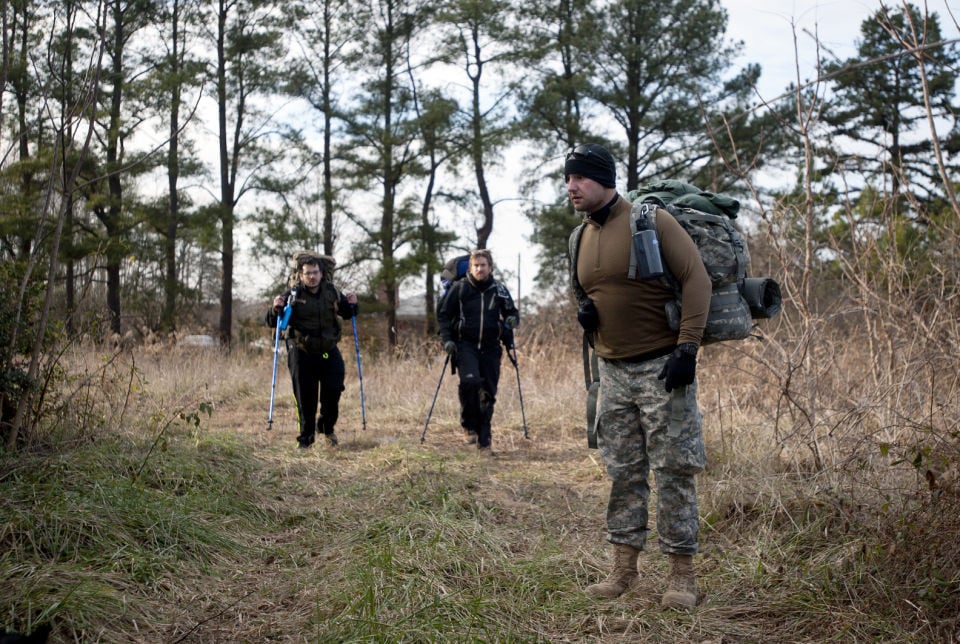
[437,275,518,351]
[265,281,354,353]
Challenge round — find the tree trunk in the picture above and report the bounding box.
[161,0,183,334]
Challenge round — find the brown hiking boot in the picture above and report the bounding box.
[661,553,698,609]
[585,543,639,598]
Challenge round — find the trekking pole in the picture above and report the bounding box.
[267,289,296,431]
[511,255,528,438]
[506,342,529,439]
[351,311,367,431]
[420,353,450,443]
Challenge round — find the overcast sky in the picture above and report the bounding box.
[722,0,957,98]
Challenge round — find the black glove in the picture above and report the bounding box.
[443,340,457,357]
[657,344,698,392]
[577,299,599,332]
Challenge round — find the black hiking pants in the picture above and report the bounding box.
[455,342,501,448]
[287,342,345,446]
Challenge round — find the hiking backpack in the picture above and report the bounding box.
[288,249,336,286]
[625,181,781,343]
[439,254,470,294]
[436,253,471,316]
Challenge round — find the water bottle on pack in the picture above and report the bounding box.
[632,204,665,279]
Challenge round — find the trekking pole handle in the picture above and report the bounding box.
[279,288,296,330]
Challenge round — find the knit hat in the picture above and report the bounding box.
[564,143,616,188]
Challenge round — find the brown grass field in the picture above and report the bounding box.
[1,308,958,642]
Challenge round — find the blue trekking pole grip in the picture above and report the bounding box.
[267,290,296,431]
[351,310,367,431]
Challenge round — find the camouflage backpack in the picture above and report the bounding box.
[626,181,782,344]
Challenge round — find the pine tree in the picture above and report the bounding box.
[822,2,960,217]
[339,0,435,346]
[210,0,297,347]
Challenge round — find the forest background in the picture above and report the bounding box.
[1,0,960,641]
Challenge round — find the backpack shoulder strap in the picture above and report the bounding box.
[447,276,467,302]
[568,223,590,308]
[568,222,585,266]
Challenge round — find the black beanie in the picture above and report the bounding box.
[564,143,616,188]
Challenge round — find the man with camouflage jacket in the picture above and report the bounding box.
[565,143,711,610]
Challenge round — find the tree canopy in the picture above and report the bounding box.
[1,0,958,351]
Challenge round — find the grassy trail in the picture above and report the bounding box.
[149,407,768,643]
[1,345,951,641]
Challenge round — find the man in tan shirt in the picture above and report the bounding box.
[566,143,710,609]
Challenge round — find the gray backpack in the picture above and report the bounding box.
[627,199,781,343]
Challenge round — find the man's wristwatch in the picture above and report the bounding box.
[676,342,699,356]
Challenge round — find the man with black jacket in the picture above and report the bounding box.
[437,249,519,456]
[266,254,358,448]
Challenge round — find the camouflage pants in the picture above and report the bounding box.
[596,354,705,555]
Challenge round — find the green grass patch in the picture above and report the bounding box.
[0,426,272,637]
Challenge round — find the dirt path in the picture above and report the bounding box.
[144,387,774,642]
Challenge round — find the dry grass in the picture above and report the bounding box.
[1,312,959,642]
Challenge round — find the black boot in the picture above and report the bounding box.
[319,415,338,446]
[297,432,315,448]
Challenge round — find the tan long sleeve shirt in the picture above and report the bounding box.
[574,196,710,359]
